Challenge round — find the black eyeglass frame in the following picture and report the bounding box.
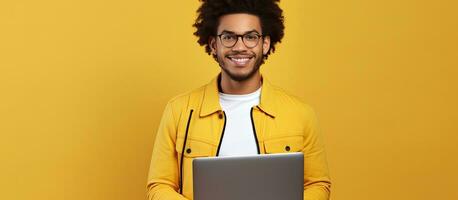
[216,33,264,48]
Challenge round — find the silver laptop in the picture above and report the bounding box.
[193,152,303,200]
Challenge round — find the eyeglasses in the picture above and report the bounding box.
[217,32,263,48]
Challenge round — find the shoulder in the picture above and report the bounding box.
[267,83,318,130]
[165,85,206,112]
[270,84,315,115]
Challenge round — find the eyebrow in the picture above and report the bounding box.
[219,29,260,35]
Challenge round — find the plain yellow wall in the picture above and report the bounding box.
[1,0,457,199]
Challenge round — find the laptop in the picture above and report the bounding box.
[193,152,303,200]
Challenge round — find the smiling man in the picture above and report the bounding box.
[147,0,331,200]
[211,13,267,86]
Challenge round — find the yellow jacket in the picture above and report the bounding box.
[147,75,331,200]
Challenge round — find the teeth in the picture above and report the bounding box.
[230,57,250,62]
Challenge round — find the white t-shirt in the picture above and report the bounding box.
[218,87,261,157]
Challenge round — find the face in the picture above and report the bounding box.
[210,13,271,82]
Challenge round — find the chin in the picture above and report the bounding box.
[223,68,259,82]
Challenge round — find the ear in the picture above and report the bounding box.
[262,35,271,56]
[209,36,217,55]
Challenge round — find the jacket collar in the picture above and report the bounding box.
[199,74,277,118]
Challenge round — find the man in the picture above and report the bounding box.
[146,0,331,199]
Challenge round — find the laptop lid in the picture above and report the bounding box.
[193,152,304,200]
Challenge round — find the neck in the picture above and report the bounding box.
[219,72,262,94]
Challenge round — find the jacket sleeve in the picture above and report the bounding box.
[302,106,332,200]
[147,102,188,200]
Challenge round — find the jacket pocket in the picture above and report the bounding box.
[264,135,304,154]
[176,138,214,158]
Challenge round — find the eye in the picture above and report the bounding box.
[221,34,236,41]
[244,34,259,41]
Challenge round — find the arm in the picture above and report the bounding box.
[147,102,188,200]
[302,107,332,200]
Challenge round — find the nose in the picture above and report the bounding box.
[232,36,247,51]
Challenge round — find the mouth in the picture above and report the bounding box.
[226,55,254,66]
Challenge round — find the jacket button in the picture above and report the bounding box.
[285,146,291,151]
[186,148,192,154]
[218,113,223,119]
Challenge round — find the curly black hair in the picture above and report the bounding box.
[193,0,285,60]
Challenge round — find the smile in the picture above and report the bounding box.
[227,56,253,66]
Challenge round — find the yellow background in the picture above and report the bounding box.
[1,0,457,199]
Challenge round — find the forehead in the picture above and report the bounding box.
[217,13,262,34]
